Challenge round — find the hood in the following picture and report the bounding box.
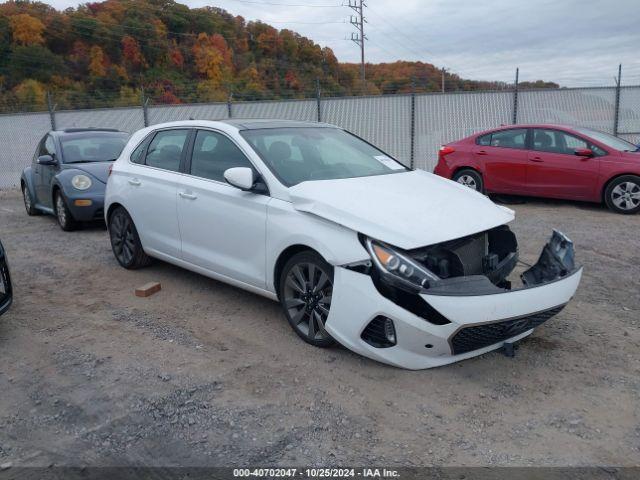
[288,170,514,250]
[61,161,112,184]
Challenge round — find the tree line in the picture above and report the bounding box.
[0,0,559,112]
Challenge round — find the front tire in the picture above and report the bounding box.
[54,191,77,231]
[604,175,640,214]
[279,251,336,348]
[108,207,151,269]
[453,168,483,193]
[22,184,40,216]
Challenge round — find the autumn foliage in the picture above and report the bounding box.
[0,0,557,112]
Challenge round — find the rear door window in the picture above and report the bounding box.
[145,129,189,172]
[487,129,528,149]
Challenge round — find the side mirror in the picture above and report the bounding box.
[37,154,57,165]
[574,148,593,158]
[224,167,256,191]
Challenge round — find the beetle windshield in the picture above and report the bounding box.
[240,127,408,186]
[61,132,129,163]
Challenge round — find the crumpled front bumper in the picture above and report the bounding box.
[324,231,582,370]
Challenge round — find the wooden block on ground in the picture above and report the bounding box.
[135,282,161,297]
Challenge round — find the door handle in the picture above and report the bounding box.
[529,156,544,163]
[128,178,141,186]
[179,191,198,200]
[477,150,488,155]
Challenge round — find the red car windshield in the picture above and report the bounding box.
[574,127,639,152]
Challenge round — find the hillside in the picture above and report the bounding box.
[0,0,558,112]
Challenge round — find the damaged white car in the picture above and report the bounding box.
[105,120,582,370]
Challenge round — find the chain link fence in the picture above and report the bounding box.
[1,85,639,189]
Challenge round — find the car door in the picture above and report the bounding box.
[473,128,529,194]
[123,128,190,260]
[526,129,600,200]
[177,129,270,288]
[35,134,58,207]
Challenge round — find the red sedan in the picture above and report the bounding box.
[433,124,640,214]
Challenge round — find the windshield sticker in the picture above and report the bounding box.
[374,155,404,170]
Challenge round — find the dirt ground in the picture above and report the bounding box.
[0,187,638,468]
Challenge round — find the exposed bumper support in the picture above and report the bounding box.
[326,230,582,370]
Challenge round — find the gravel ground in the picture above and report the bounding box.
[0,188,638,468]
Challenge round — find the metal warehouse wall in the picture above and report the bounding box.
[1,86,639,189]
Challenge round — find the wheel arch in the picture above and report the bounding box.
[106,202,126,223]
[21,167,36,195]
[452,166,482,179]
[51,183,61,208]
[601,173,640,203]
[273,244,323,299]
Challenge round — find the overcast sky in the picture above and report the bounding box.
[41,0,640,87]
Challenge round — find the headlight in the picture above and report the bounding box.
[71,174,92,190]
[365,237,439,292]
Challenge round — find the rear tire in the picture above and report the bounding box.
[108,207,151,269]
[604,175,640,214]
[22,184,40,216]
[278,251,336,348]
[54,191,77,231]
[453,168,484,193]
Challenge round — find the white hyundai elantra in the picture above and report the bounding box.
[105,119,582,369]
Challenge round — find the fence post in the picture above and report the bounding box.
[316,78,322,123]
[613,64,622,136]
[512,67,519,125]
[46,91,57,130]
[410,80,416,169]
[141,87,149,127]
[227,93,233,119]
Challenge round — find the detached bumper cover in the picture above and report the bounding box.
[325,231,582,370]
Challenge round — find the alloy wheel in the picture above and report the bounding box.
[283,262,333,342]
[611,181,640,211]
[110,210,136,266]
[456,174,478,190]
[56,194,67,227]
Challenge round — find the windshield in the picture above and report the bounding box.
[61,132,129,163]
[574,127,639,152]
[240,127,408,186]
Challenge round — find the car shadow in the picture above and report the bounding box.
[489,194,609,213]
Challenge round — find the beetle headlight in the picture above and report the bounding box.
[71,174,92,190]
[365,237,439,292]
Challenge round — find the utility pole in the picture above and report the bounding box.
[613,64,622,136]
[441,68,447,93]
[349,0,367,92]
[512,67,519,125]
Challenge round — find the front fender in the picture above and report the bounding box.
[266,198,369,292]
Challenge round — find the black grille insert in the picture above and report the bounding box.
[450,305,565,355]
[361,316,396,348]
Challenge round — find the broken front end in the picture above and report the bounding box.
[324,228,582,369]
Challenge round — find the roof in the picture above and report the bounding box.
[219,119,335,130]
[54,128,125,134]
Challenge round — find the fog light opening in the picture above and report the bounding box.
[361,316,397,348]
[384,318,396,345]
